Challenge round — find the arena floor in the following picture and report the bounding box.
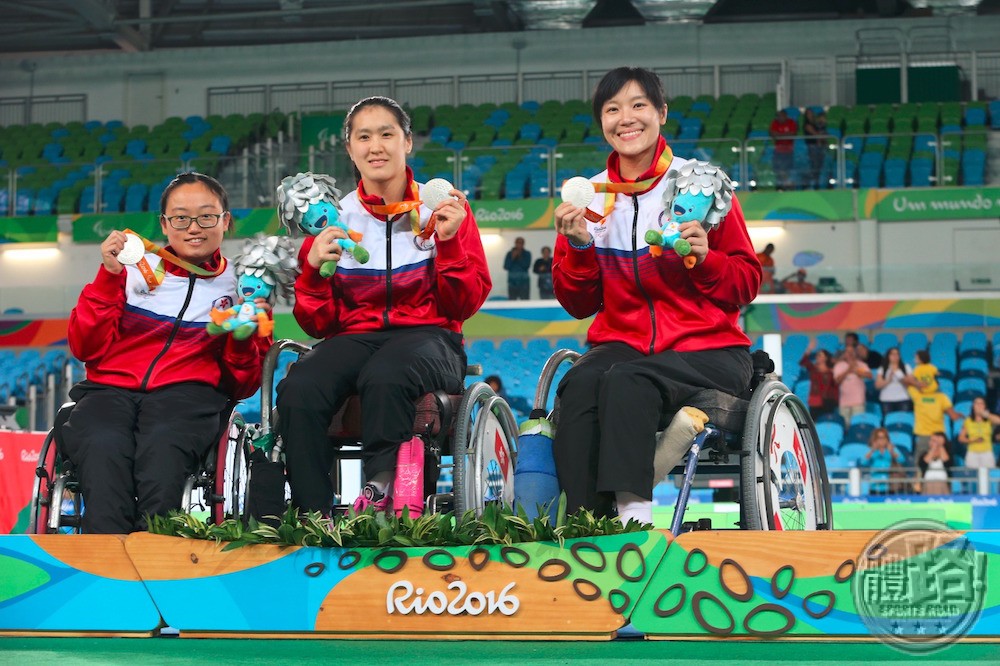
[1,637,998,665]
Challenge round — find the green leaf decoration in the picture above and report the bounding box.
[147,492,651,550]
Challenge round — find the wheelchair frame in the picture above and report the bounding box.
[533,348,833,535]
[28,401,246,534]
[257,339,520,518]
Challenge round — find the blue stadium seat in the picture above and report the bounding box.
[871,332,899,355]
[838,443,871,465]
[844,422,876,446]
[908,157,933,187]
[960,331,987,353]
[958,357,989,377]
[900,332,928,363]
[888,430,912,453]
[850,412,881,428]
[815,333,840,354]
[884,411,914,432]
[815,421,844,454]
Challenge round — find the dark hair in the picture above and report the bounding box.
[159,172,229,214]
[343,96,412,142]
[484,374,504,392]
[844,331,859,346]
[916,349,931,364]
[591,66,666,123]
[881,346,902,375]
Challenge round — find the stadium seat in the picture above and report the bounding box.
[838,443,871,465]
[888,430,912,453]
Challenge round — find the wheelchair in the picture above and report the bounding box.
[253,339,520,518]
[28,401,250,534]
[533,348,833,536]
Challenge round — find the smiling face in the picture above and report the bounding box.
[159,181,229,265]
[301,201,339,236]
[600,79,667,179]
[345,104,412,197]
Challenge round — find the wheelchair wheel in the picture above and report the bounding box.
[28,427,58,534]
[741,378,833,531]
[452,382,519,517]
[211,410,251,524]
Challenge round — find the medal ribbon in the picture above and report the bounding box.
[583,147,674,223]
[368,182,434,238]
[124,228,227,291]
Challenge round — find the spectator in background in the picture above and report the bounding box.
[533,245,554,299]
[845,330,881,371]
[801,108,828,188]
[769,109,798,190]
[503,236,532,300]
[908,350,964,462]
[860,427,905,495]
[800,339,838,420]
[834,343,872,424]
[755,243,776,294]
[918,431,952,495]
[958,396,1000,471]
[781,268,816,294]
[875,346,912,415]
[484,374,507,398]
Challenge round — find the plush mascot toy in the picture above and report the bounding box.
[276,172,369,278]
[207,234,298,340]
[645,160,735,268]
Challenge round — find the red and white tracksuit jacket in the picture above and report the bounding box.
[553,138,761,355]
[292,174,491,339]
[69,248,269,400]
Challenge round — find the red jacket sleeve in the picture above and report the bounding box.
[68,265,126,363]
[687,195,762,306]
[552,233,602,319]
[434,202,491,322]
[219,331,270,400]
[292,236,340,339]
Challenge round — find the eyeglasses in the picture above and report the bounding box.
[162,212,227,229]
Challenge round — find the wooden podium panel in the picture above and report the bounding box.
[0,535,160,635]
[631,530,999,642]
[126,530,670,639]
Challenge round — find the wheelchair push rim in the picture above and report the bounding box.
[28,428,58,534]
[742,379,832,531]
[453,382,519,517]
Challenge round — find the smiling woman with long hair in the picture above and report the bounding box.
[276,96,491,519]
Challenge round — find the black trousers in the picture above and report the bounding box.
[276,327,466,514]
[60,381,228,534]
[552,342,752,516]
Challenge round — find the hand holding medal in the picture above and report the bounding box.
[101,230,145,274]
[422,178,466,242]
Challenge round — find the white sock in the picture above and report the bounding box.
[616,491,653,525]
[369,471,393,495]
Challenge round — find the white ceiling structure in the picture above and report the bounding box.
[0,0,990,55]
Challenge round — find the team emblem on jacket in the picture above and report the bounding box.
[212,295,235,311]
[413,234,436,252]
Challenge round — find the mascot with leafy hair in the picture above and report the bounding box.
[276,172,369,278]
[207,234,299,339]
[645,160,734,268]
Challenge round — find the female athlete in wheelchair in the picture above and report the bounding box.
[549,66,816,528]
[52,173,271,534]
[274,96,493,519]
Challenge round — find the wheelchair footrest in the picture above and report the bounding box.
[426,492,453,515]
[680,518,713,533]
